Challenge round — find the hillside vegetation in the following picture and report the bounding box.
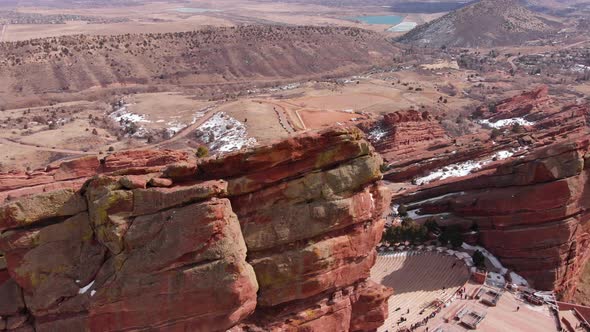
[0,25,396,106]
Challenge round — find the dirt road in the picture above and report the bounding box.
[0,137,96,155]
[147,107,218,149]
[0,25,6,42]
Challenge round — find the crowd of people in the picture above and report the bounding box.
[384,286,470,332]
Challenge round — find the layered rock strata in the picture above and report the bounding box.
[363,86,590,300]
[0,127,392,332]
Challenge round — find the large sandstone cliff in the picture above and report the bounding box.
[364,86,590,300]
[0,127,392,331]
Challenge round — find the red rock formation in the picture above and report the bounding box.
[0,150,190,203]
[365,86,590,301]
[0,127,392,332]
[476,85,552,121]
[399,139,589,296]
[362,110,450,159]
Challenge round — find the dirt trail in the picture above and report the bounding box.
[0,24,6,42]
[507,56,518,72]
[0,137,96,155]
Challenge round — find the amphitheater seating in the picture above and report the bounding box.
[371,251,471,332]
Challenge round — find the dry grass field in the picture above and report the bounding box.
[0,0,444,41]
[1,0,589,173]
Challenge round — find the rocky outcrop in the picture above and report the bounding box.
[359,110,453,182]
[365,86,590,300]
[0,127,392,332]
[364,110,449,157]
[0,150,190,204]
[398,139,589,296]
[475,85,552,121]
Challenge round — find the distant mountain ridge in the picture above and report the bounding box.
[397,0,559,48]
[0,25,397,108]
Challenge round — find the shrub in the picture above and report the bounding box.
[196,145,209,158]
[472,108,484,118]
[472,250,485,269]
[490,128,502,140]
[383,219,428,244]
[511,123,524,134]
[488,102,497,113]
[425,219,438,232]
[439,225,464,248]
[397,204,408,217]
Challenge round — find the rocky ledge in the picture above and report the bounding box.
[0,127,392,332]
[363,85,590,300]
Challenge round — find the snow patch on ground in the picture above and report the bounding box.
[192,110,207,122]
[407,192,466,207]
[414,150,515,185]
[109,105,151,124]
[165,121,187,137]
[479,117,534,129]
[109,104,151,138]
[269,83,300,92]
[462,243,508,275]
[407,210,451,220]
[78,280,95,294]
[573,64,590,73]
[391,204,400,216]
[194,112,257,153]
[164,109,209,137]
[368,126,388,142]
[510,272,529,287]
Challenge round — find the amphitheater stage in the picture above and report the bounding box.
[371,251,559,332]
[371,251,470,331]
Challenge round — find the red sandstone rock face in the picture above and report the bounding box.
[360,110,450,167]
[399,139,589,293]
[0,150,190,204]
[0,127,391,332]
[366,86,590,301]
[476,85,552,121]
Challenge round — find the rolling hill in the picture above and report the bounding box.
[397,0,559,48]
[0,25,397,108]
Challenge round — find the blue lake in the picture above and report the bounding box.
[350,15,404,25]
